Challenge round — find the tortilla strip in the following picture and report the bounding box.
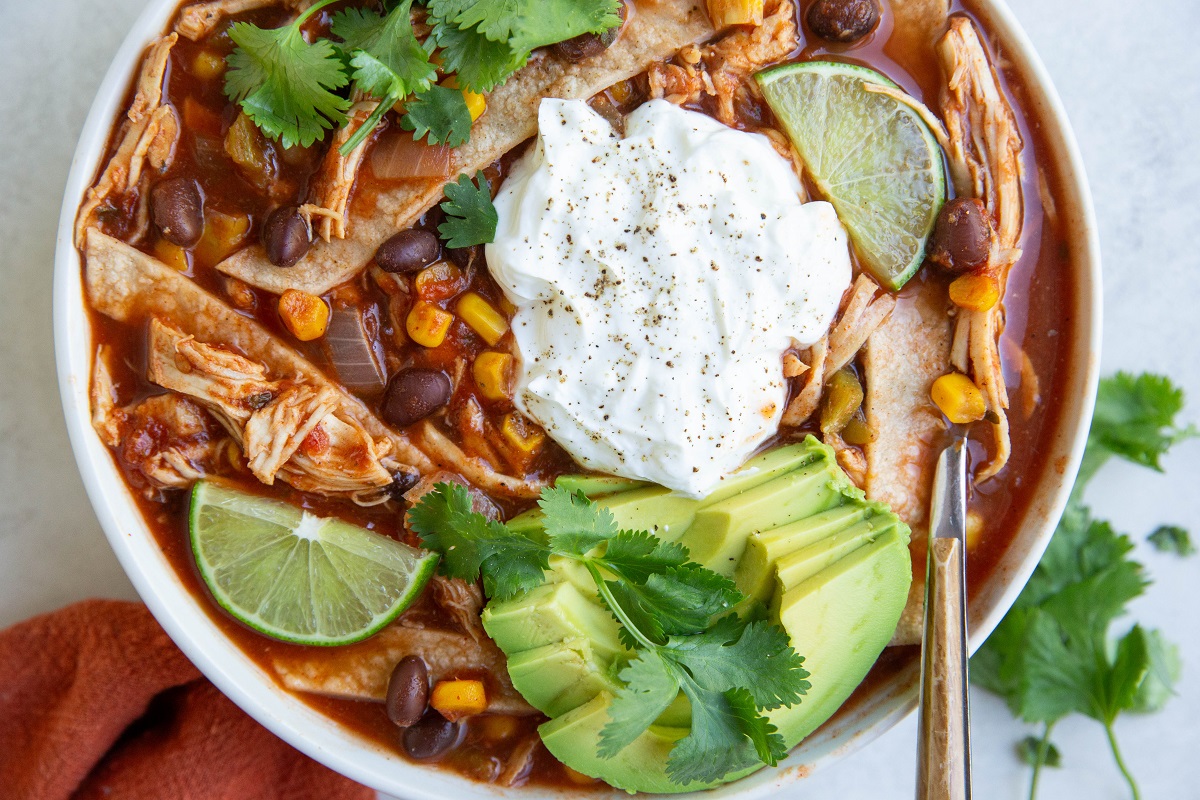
[84,229,433,476]
[863,280,952,646]
[215,0,716,296]
[272,620,535,715]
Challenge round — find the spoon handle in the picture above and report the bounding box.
[916,535,972,800]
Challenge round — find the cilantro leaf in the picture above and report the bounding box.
[407,482,549,600]
[1017,736,1061,769]
[598,651,681,757]
[429,14,527,94]
[538,487,617,555]
[601,530,690,583]
[401,84,473,147]
[438,171,498,247]
[436,0,622,53]
[667,619,810,711]
[1148,524,1194,557]
[666,682,767,784]
[1080,372,1197,487]
[1131,628,1181,713]
[224,0,351,149]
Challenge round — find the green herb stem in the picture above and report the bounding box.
[296,0,342,26]
[338,93,396,156]
[584,559,658,651]
[1104,723,1141,800]
[1028,722,1055,800]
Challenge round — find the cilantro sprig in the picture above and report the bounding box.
[408,484,811,785]
[224,0,351,149]
[438,171,498,248]
[973,372,1196,800]
[223,0,623,152]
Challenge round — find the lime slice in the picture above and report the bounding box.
[757,61,946,290]
[189,481,438,645]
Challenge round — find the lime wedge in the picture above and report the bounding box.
[189,481,437,645]
[757,61,946,290]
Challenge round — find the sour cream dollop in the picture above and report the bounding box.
[485,99,852,497]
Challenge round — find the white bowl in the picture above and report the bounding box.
[53,2,1101,797]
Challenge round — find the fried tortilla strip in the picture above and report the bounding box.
[890,0,950,48]
[863,281,952,646]
[215,0,716,296]
[85,230,432,479]
[75,35,179,246]
[272,620,535,716]
[939,16,1025,481]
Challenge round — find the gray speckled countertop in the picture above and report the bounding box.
[1,1,1196,797]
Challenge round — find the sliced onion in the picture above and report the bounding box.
[371,131,451,180]
[326,307,386,393]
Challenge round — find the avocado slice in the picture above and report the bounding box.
[773,518,903,597]
[735,504,872,601]
[507,638,623,717]
[481,581,624,660]
[771,528,912,744]
[539,692,696,795]
[554,474,647,497]
[681,448,860,575]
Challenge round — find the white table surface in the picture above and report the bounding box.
[1,1,1196,798]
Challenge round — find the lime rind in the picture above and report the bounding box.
[189,481,438,646]
[756,61,946,291]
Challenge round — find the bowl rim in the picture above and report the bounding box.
[52,1,1102,797]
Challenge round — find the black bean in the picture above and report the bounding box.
[386,656,429,727]
[150,177,204,247]
[385,469,421,502]
[262,206,311,268]
[376,230,441,274]
[927,198,994,274]
[806,0,880,44]
[402,711,462,760]
[554,0,625,61]
[382,368,452,428]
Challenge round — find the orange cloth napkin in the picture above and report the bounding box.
[0,600,374,800]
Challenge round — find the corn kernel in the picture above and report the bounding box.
[429,679,487,721]
[194,209,250,267]
[463,90,487,122]
[278,289,329,341]
[457,292,509,346]
[154,238,189,272]
[192,49,226,80]
[707,0,764,27]
[501,413,545,454]
[949,272,1001,312]
[406,301,454,348]
[473,351,514,401]
[931,372,987,424]
[477,715,519,742]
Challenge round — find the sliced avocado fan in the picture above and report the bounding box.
[483,437,913,793]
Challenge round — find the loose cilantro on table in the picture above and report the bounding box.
[1147,524,1194,557]
[408,483,811,786]
[972,372,1196,800]
[437,171,498,247]
[224,0,351,149]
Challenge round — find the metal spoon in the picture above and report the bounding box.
[916,436,973,800]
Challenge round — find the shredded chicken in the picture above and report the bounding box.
[75,35,179,246]
[498,737,541,787]
[938,17,1025,481]
[418,422,548,500]
[175,0,310,40]
[648,0,798,126]
[91,346,227,496]
[145,318,401,504]
[781,275,896,427]
[299,100,382,242]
